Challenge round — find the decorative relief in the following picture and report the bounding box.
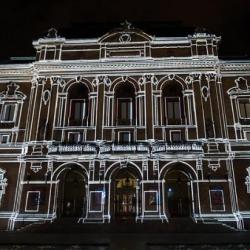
[167,74,175,81]
[37,77,46,85]
[205,73,217,82]
[235,77,248,90]
[50,76,62,86]
[185,75,193,85]
[0,81,26,100]
[30,163,42,173]
[121,75,128,82]
[119,33,131,43]
[103,76,112,87]
[208,161,220,172]
[189,73,201,82]
[201,86,210,101]
[42,90,51,105]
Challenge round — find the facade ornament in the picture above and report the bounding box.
[185,76,193,85]
[103,76,112,87]
[46,28,58,38]
[235,77,248,90]
[30,163,42,173]
[151,75,158,85]
[167,74,175,81]
[76,76,83,83]
[190,73,201,82]
[37,77,46,85]
[120,20,132,30]
[122,75,128,82]
[92,77,99,87]
[50,76,61,85]
[119,33,131,43]
[42,90,51,105]
[0,82,26,100]
[138,77,145,85]
[205,73,217,82]
[208,161,220,172]
[201,86,210,101]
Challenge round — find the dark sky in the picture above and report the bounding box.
[0,0,250,60]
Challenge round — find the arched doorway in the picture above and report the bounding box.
[57,168,87,218]
[164,168,192,218]
[111,167,140,220]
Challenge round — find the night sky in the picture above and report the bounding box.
[0,0,250,61]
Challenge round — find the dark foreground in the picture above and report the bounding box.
[0,218,250,250]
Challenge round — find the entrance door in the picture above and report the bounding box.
[59,170,86,217]
[114,170,137,219]
[165,170,190,217]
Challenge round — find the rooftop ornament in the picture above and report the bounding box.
[46,28,59,38]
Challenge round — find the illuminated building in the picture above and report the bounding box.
[0,23,250,230]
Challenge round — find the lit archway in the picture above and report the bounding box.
[55,164,88,218]
[161,162,197,218]
[107,163,142,221]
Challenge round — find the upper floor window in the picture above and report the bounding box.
[239,98,250,118]
[165,97,181,121]
[1,103,16,122]
[70,99,87,126]
[117,98,132,125]
[67,83,89,127]
[0,82,26,125]
[115,83,135,126]
[162,82,184,125]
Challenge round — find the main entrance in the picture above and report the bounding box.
[113,168,138,219]
[165,169,191,217]
[57,168,86,218]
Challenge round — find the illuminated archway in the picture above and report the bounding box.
[55,164,88,218]
[161,162,197,218]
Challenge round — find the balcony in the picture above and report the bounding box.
[48,141,203,154]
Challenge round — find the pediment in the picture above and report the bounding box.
[99,28,153,43]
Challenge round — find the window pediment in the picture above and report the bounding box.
[0,82,26,101]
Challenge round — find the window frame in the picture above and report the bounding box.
[238,98,250,119]
[0,103,17,123]
[69,99,87,126]
[165,96,181,124]
[117,97,133,126]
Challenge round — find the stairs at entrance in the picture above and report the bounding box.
[20,217,235,233]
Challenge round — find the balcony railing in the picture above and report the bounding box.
[48,141,203,154]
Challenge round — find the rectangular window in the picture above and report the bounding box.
[209,189,225,211]
[1,104,16,122]
[119,131,131,143]
[239,99,250,118]
[117,98,132,125]
[89,191,103,212]
[69,99,86,126]
[170,130,181,142]
[0,134,9,144]
[165,97,181,124]
[68,132,81,144]
[25,191,40,212]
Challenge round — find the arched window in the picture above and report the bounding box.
[162,82,184,125]
[67,83,89,127]
[115,83,135,126]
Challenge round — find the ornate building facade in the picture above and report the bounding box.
[0,24,250,231]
